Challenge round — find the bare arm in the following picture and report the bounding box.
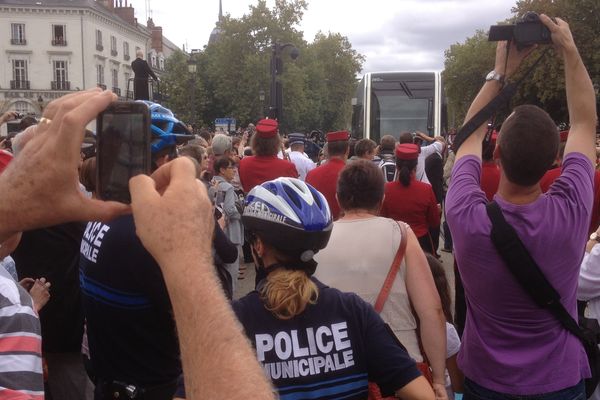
[540,15,597,164]
[394,376,435,400]
[130,158,274,400]
[456,42,534,162]
[403,227,447,400]
[446,354,464,394]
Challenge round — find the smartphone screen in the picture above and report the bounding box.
[96,102,150,203]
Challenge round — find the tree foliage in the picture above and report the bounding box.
[161,0,363,133]
[443,0,600,127]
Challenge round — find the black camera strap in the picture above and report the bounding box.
[452,47,550,152]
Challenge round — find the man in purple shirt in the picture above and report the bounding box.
[446,15,597,399]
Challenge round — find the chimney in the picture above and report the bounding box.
[114,1,136,25]
[151,25,163,53]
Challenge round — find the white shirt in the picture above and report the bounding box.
[417,141,443,184]
[578,243,600,400]
[288,150,315,181]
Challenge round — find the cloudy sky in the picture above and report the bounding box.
[128,0,518,73]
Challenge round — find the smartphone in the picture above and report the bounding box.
[96,101,151,203]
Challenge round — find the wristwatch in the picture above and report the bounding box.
[485,70,505,84]
[590,232,600,242]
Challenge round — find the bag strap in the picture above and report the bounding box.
[374,221,408,313]
[485,201,589,345]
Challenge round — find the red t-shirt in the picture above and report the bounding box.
[239,155,299,193]
[380,179,440,237]
[481,162,500,201]
[305,159,346,220]
[542,166,600,233]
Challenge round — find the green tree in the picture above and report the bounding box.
[443,0,600,126]
[161,50,206,127]
[162,0,363,133]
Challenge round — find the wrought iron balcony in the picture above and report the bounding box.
[112,87,121,96]
[96,44,104,51]
[51,81,71,91]
[10,38,26,45]
[52,38,67,46]
[97,83,107,90]
[10,80,30,90]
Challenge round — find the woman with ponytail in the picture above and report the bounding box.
[381,144,441,255]
[234,177,434,400]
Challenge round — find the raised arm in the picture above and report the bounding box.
[130,158,275,400]
[540,15,597,164]
[455,42,533,162]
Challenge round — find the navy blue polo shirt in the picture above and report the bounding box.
[79,215,181,386]
[233,279,421,399]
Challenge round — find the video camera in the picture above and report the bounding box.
[489,12,552,50]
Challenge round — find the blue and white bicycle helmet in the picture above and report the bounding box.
[136,101,194,153]
[243,178,333,266]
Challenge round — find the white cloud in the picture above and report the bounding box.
[131,0,517,72]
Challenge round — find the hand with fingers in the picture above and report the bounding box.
[0,88,130,242]
[539,14,577,59]
[494,40,537,80]
[29,278,51,313]
[0,111,19,125]
[129,157,214,268]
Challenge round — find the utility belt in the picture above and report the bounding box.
[94,378,177,400]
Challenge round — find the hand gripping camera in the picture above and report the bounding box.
[488,11,552,50]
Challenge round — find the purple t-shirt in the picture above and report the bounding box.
[446,153,593,395]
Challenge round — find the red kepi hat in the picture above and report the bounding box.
[256,119,278,138]
[326,130,349,143]
[395,143,419,160]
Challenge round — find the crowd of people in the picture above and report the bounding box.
[0,13,598,400]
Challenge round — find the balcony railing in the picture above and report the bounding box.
[124,54,130,61]
[51,81,71,91]
[10,38,26,45]
[52,38,67,46]
[111,49,118,56]
[112,87,121,96]
[10,80,30,90]
[97,83,107,90]
[96,44,104,51]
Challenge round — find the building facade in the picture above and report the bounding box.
[0,0,179,135]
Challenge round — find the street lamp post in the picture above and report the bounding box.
[187,59,197,130]
[269,41,299,123]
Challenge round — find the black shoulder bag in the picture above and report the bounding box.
[486,201,600,397]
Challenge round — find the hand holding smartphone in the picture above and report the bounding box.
[96,101,151,203]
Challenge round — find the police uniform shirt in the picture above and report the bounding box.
[79,215,181,387]
[306,158,346,220]
[233,279,421,399]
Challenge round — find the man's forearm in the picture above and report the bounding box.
[564,47,596,130]
[160,250,275,400]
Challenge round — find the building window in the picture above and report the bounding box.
[112,69,118,88]
[96,29,103,51]
[13,101,32,114]
[10,23,26,45]
[11,59,29,89]
[123,42,130,60]
[150,53,156,68]
[96,65,105,88]
[52,24,66,46]
[159,57,164,70]
[110,36,117,56]
[52,60,69,90]
[124,72,131,98]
